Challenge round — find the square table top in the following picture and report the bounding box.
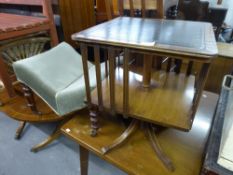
[72,17,218,58]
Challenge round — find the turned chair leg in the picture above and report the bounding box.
[89,106,99,137]
[15,121,27,140]
[22,84,41,115]
[80,146,89,175]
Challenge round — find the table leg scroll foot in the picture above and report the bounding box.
[15,121,26,140]
[31,127,61,153]
[101,119,139,154]
[145,123,175,172]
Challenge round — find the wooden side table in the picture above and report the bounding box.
[71,17,218,171]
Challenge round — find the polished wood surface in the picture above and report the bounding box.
[59,0,95,46]
[217,42,233,59]
[73,17,218,58]
[91,67,195,131]
[61,92,218,175]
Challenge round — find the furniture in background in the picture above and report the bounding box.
[0,0,58,45]
[72,16,217,171]
[96,0,164,22]
[105,0,164,20]
[0,0,59,99]
[202,80,233,175]
[207,3,228,38]
[61,92,218,175]
[175,0,209,21]
[58,0,96,47]
[204,43,233,93]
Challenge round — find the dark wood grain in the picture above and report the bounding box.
[59,0,95,46]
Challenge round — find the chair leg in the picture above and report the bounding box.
[21,84,41,115]
[80,145,89,175]
[0,100,3,106]
[15,121,26,140]
[31,126,61,152]
[101,119,139,154]
[144,123,174,172]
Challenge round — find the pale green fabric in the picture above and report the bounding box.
[13,42,105,116]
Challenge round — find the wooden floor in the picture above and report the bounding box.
[91,67,195,131]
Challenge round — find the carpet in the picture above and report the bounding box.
[0,112,126,175]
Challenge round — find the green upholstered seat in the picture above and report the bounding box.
[13,42,105,116]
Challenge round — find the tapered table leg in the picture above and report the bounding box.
[80,145,89,175]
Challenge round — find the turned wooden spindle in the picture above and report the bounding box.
[89,106,99,137]
[80,44,99,136]
[22,84,41,115]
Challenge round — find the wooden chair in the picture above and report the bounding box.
[0,37,105,152]
[0,0,59,98]
[105,0,164,19]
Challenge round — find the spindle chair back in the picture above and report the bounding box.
[105,0,164,20]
